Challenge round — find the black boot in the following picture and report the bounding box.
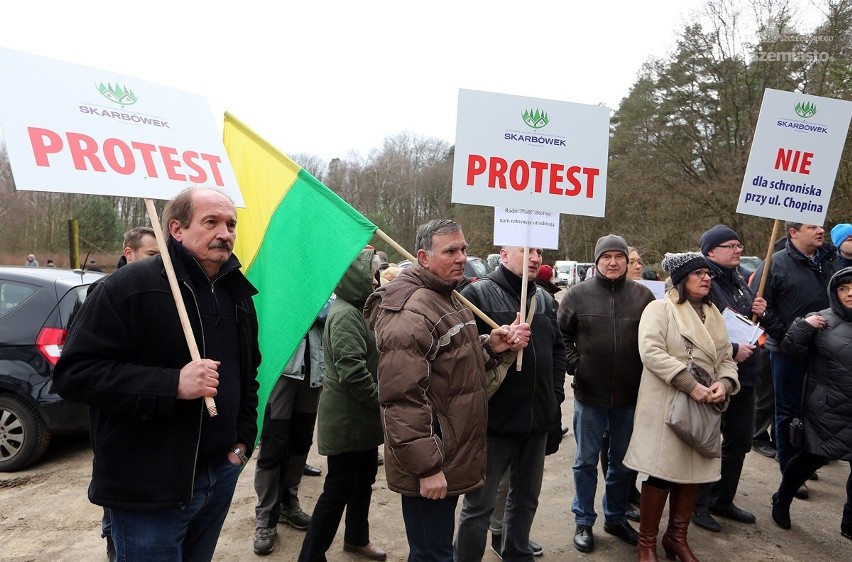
[771,491,793,530]
[841,504,852,540]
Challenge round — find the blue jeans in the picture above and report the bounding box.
[110,459,241,562]
[572,399,634,526]
[770,351,806,472]
[401,494,458,562]
[455,432,546,561]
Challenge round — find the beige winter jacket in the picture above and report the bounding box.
[623,289,739,484]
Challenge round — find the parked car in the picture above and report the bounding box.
[0,266,104,471]
[396,256,494,282]
[465,255,493,282]
[554,260,580,287]
[739,256,763,275]
[576,262,595,282]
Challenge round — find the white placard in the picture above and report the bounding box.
[637,279,667,300]
[453,89,610,216]
[737,89,852,225]
[493,207,559,249]
[0,48,243,205]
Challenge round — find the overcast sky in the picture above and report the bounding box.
[2,0,787,162]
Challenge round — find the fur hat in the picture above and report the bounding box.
[594,234,629,264]
[700,224,739,255]
[537,264,554,281]
[662,252,710,286]
[831,223,852,249]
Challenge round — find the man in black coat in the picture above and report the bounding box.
[558,234,655,554]
[55,188,260,562]
[750,222,842,493]
[455,246,566,561]
[690,225,767,532]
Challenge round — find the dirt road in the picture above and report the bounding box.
[1,388,849,562]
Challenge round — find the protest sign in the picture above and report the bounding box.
[737,88,852,225]
[453,89,609,216]
[0,48,243,205]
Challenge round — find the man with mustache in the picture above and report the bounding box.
[55,187,261,562]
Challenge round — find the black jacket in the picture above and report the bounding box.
[780,267,852,461]
[557,270,655,408]
[706,260,763,387]
[750,240,841,351]
[54,238,260,511]
[461,266,566,435]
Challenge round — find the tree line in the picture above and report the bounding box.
[1,0,850,269]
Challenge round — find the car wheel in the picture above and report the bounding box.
[0,394,51,472]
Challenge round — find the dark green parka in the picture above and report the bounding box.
[316,248,383,455]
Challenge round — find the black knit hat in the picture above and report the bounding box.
[700,225,739,255]
[594,234,629,264]
[662,252,710,286]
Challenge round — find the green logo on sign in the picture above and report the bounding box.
[794,101,817,119]
[97,82,138,106]
[522,108,549,129]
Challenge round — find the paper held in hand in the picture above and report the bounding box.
[722,307,764,345]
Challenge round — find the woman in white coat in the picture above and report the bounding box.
[624,252,739,562]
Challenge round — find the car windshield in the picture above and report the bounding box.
[466,257,491,279]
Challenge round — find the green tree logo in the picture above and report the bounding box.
[97,82,138,106]
[522,108,550,129]
[794,101,817,119]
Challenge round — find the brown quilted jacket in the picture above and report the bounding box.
[364,264,496,497]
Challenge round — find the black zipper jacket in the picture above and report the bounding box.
[557,270,655,408]
[54,238,260,511]
[462,266,566,435]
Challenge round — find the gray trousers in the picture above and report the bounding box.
[455,432,546,562]
[253,374,321,528]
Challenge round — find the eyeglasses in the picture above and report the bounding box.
[717,243,744,250]
[689,269,712,279]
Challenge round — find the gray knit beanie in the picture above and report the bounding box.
[700,224,739,255]
[662,252,710,286]
[594,234,629,264]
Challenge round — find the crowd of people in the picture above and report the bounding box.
[47,187,852,562]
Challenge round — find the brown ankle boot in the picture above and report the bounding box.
[638,482,670,562]
[662,484,701,562]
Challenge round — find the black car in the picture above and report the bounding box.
[0,266,104,471]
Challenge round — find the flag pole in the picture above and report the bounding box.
[752,219,781,322]
[374,228,499,329]
[145,198,218,417]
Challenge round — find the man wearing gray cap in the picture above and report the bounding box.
[558,234,655,554]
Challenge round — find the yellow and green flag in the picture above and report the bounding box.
[223,112,376,436]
